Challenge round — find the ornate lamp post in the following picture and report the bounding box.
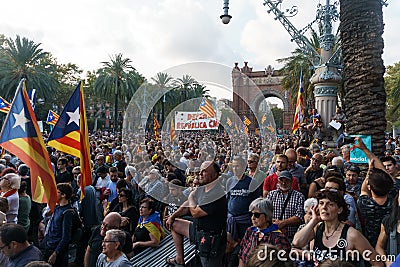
[221,0,342,129]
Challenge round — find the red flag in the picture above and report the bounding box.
[0,80,57,210]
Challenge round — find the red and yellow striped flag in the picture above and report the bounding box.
[153,113,160,140]
[0,80,57,210]
[199,97,216,118]
[292,70,305,134]
[0,96,11,114]
[243,116,251,126]
[47,82,92,198]
[170,119,176,142]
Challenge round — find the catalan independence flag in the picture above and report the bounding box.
[243,115,251,126]
[170,118,176,142]
[199,97,216,118]
[261,113,267,124]
[0,96,11,114]
[153,113,160,141]
[292,70,305,134]
[227,117,232,127]
[47,82,92,197]
[46,110,60,126]
[0,80,57,210]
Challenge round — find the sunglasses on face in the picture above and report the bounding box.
[250,212,265,218]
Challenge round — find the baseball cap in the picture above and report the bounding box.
[278,170,292,181]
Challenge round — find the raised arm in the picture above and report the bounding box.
[292,205,319,248]
[353,137,386,172]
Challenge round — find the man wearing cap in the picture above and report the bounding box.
[266,170,305,242]
[345,164,362,198]
[263,154,300,198]
[269,149,306,196]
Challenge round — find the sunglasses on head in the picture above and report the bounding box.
[250,212,265,218]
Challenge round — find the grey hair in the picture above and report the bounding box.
[113,150,122,156]
[249,197,273,223]
[4,173,21,189]
[332,156,344,168]
[304,198,318,212]
[106,229,126,250]
[247,153,260,161]
[149,168,161,179]
[125,165,136,177]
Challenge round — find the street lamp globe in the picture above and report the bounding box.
[220,14,232,24]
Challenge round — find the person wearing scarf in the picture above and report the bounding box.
[238,198,291,266]
[132,198,165,255]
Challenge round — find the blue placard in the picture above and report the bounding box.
[350,135,372,164]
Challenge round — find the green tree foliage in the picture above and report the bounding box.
[271,107,283,129]
[277,29,320,107]
[385,62,400,129]
[0,35,59,100]
[94,53,144,110]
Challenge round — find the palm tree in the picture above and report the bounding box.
[151,72,174,125]
[176,74,197,103]
[340,0,386,154]
[94,53,144,130]
[277,27,341,109]
[0,35,59,100]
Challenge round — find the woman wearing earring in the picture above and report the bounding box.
[293,189,383,266]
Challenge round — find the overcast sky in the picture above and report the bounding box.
[1,0,399,103]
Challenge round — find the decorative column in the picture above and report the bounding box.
[310,0,341,129]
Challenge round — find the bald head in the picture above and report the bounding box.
[285,148,297,169]
[101,212,122,236]
[198,161,220,185]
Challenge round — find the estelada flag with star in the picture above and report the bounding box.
[0,79,57,210]
[47,82,92,197]
[0,96,11,113]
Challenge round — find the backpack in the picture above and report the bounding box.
[61,207,83,244]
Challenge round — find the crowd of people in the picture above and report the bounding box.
[1,126,400,267]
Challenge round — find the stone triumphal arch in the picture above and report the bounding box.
[232,62,295,131]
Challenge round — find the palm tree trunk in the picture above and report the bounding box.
[340,0,386,154]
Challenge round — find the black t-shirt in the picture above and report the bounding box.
[112,204,139,234]
[133,226,151,254]
[87,225,133,267]
[56,170,73,184]
[305,168,323,184]
[358,195,392,247]
[194,183,227,233]
[113,161,127,178]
